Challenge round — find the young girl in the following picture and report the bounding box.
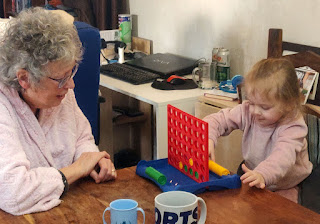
[203,58,312,202]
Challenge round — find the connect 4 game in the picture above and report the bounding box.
[167,104,209,183]
[135,104,241,193]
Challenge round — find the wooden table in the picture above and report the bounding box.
[1,166,319,224]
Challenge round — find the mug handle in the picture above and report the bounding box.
[197,197,207,224]
[192,67,200,84]
[102,207,111,224]
[137,207,145,224]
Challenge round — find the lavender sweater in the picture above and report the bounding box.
[203,101,312,193]
[0,83,99,215]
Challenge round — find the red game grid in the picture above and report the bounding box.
[167,104,209,183]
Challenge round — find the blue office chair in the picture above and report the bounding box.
[73,21,101,145]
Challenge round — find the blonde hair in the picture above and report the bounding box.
[244,58,302,122]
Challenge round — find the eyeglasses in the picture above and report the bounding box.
[48,64,79,88]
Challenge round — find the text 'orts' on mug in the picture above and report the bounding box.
[102,199,145,224]
[155,191,207,224]
[192,61,217,90]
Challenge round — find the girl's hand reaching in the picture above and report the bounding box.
[208,139,215,161]
[240,163,265,189]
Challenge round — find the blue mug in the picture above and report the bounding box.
[102,199,145,224]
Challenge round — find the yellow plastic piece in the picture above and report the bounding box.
[179,161,183,169]
[189,158,193,166]
[208,160,230,176]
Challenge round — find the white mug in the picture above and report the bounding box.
[155,191,207,224]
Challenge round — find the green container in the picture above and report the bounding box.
[216,66,230,83]
[145,166,167,185]
[118,14,132,49]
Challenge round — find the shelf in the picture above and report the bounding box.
[113,114,148,126]
[198,95,239,109]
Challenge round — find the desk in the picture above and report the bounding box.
[1,166,319,223]
[99,74,209,159]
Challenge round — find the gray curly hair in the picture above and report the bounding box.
[0,7,83,90]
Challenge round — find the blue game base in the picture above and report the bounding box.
[136,158,241,194]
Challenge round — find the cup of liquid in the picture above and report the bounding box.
[192,61,217,89]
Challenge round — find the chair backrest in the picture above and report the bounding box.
[267,28,320,106]
[74,21,101,144]
[268,29,320,58]
[305,114,320,170]
[300,113,320,213]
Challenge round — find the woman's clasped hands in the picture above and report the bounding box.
[68,151,117,184]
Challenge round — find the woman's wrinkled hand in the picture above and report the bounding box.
[240,163,265,189]
[74,151,110,178]
[61,151,112,185]
[90,157,117,183]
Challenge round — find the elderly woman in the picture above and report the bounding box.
[0,7,116,215]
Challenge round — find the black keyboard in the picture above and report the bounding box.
[100,63,160,85]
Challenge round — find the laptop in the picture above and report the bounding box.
[125,53,198,78]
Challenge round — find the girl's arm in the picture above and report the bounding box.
[203,102,247,145]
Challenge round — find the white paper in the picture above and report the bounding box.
[100,29,120,42]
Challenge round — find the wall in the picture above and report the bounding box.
[129,0,320,76]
